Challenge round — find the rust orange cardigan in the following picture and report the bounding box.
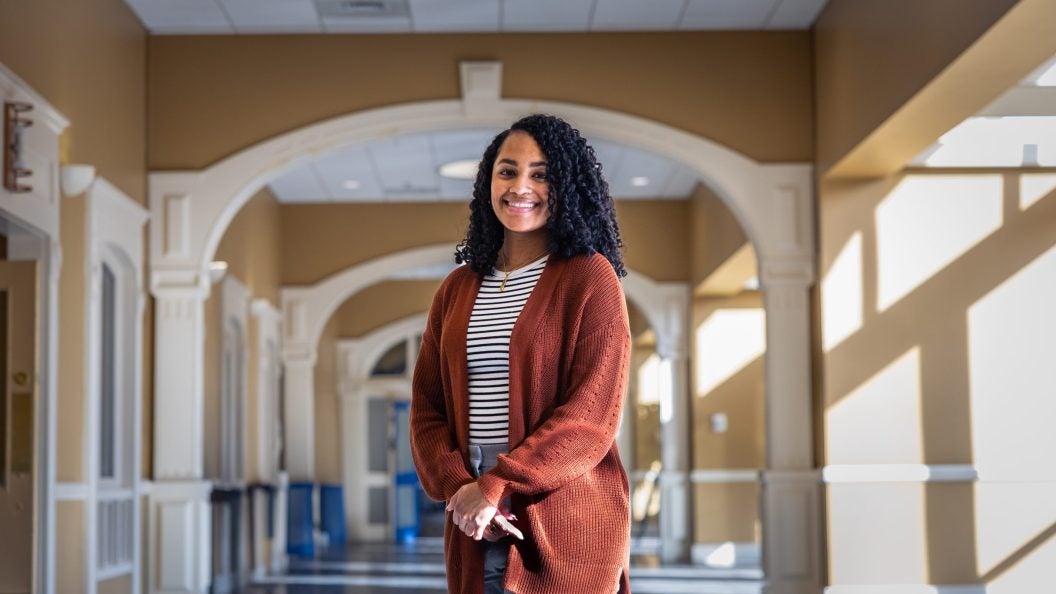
[410,252,633,594]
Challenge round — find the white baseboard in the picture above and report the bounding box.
[825,586,985,594]
[691,542,760,568]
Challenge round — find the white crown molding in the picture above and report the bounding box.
[0,62,70,133]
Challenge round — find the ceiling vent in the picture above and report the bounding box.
[314,0,409,19]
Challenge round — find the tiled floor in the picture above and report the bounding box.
[239,540,764,593]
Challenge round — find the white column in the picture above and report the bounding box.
[282,348,316,482]
[336,340,368,541]
[150,274,212,594]
[656,290,692,563]
[760,273,822,594]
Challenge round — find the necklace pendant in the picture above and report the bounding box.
[499,272,510,292]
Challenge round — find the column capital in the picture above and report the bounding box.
[760,258,815,289]
[151,266,210,299]
[282,343,316,367]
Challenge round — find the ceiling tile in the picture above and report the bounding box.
[679,0,779,29]
[369,133,440,195]
[608,146,675,198]
[766,0,829,29]
[590,138,627,180]
[431,129,500,162]
[311,145,385,200]
[591,0,686,30]
[127,0,232,32]
[269,162,332,203]
[502,0,593,32]
[410,0,500,32]
[220,0,320,31]
[659,165,699,198]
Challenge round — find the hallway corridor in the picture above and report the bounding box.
[243,541,764,594]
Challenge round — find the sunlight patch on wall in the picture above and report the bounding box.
[974,482,1056,582]
[916,117,1056,167]
[1019,174,1056,211]
[694,309,766,397]
[826,347,923,465]
[827,483,927,584]
[968,244,1056,481]
[876,175,1003,312]
[822,231,863,352]
[638,354,661,405]
[983,535,1056,594]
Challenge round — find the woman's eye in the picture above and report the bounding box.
[532,172,547,181]
[497,168,515,177]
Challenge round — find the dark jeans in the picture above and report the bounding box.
[469,444,514,594]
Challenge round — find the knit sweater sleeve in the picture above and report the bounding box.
[409,277,475,502]
[476,261,631,503]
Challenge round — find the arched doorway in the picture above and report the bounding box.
[148,67,818,591]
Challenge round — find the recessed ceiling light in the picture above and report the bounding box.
[342,179,361,190]
[439,159,479,180]
[630,176,650,187]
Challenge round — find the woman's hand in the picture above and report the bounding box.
[447,482,498,540]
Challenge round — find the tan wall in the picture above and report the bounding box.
[692,293,766,469]
[148,32,812,170]
[0,0,146,203]
[314,314,342,484]
[216,189,284,306]
[281,203,467,286]
[57,198,87,483]
[819,171,1056,584]
[335,281,440,338]
[281,199,691,286]
[690,184,753,293]
[615,201,691,282]
[55,501,87,594]
[690,292,765,546]
[694,482,760,544]
[813,0,1020,174]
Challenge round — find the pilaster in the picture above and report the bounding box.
[149,271,212,594]
[760,265,822,594]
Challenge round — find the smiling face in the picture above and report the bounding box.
[490,130,551,242]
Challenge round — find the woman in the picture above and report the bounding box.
[410,114,632,594]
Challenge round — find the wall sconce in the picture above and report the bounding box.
[60,164,96,197]
[208,261,229,284]
[4,101,34,193]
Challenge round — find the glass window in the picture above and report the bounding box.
[100,265,116,480]
[371,340,407,376]
[367,397,389,473]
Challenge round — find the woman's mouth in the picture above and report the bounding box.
[503,199,539,213]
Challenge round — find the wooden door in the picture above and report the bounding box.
[0,261,37,594]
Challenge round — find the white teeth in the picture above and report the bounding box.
[509,201,535,208]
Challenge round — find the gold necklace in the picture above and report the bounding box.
[498,249,549,292]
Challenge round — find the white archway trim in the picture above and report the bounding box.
[150,64,820,590]
[149,93,814,287]
[336,313,429,390]
[282,245,451,359]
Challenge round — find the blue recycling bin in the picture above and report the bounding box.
[319,483,346,548]
[287,482,314,557]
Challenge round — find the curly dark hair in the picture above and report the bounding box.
[454,114,627,278]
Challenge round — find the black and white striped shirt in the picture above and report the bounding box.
[466,255,548,445]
